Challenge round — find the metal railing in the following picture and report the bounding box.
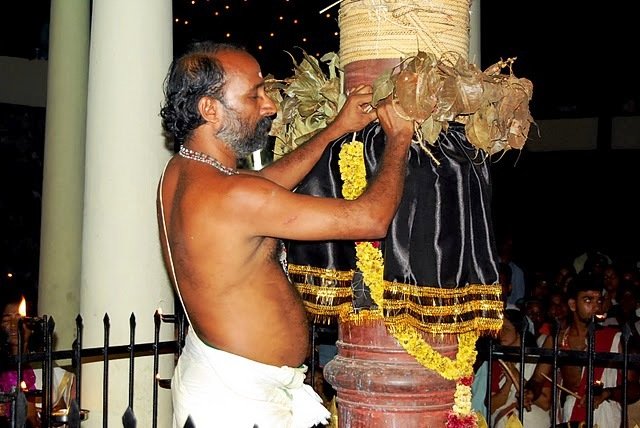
[1,311,187,428]
[481,317,639,428]
[4,313,638,428]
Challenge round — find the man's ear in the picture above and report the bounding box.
[568,298,576,312]
[198,96,221,125]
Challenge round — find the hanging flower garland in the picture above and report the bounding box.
[338,138,480,427]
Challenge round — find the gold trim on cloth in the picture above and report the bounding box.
[289,263,503,335]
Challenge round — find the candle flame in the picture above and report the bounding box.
[20,381,27,390]
[18,297,26,317]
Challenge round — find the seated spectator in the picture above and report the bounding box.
[523,299,549,347]
[0,286,38,426]
[553,261,576,295]
[499,262,518,311]
[546,289,570,332]
[602,263,621,317]
[490,309,551,428]
[525,274,640,427]
[0,286,76,427]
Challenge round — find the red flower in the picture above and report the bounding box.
[459,376,474,387]
[354,240,381,248]
[445,411,477,428]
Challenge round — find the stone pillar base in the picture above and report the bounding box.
[324,319,457,428]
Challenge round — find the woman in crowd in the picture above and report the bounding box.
[490,309,551,428]
[0,286,39,427]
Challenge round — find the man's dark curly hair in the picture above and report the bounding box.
[160,41,246,146]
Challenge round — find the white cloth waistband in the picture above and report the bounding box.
[172,327,330,428]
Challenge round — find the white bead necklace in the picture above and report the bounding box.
[178,146,239,175]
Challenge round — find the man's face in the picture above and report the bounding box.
[603,267,620,293]
[217,103,272,157]
[1,302,21,348]
[215,50,276,158]
[499,272,511,302]
[548,294,568,322]
[526,302,544,330]
[569,290,604,324]
[498,318,519,346]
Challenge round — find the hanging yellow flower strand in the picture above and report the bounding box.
[338,135,481,427]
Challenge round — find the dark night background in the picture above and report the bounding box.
[1,1,639,298]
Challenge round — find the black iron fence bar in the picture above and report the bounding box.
[90,342,180,360]
[491,346,639,367]
[310,324,317,390]
[15,319,25,428]
[44,316,53,428]
[492,344,634,368]
[486,338,494,426]
[551,321,559,428]
[128,314,136,410]
[176,311,187,356]
[16,319,23,397]
[75,314,83,412]
[152,310,161,428]
[586,320,595,428]
[103,314,110,428]
[6,312,181,428]
[622,323,631,427]
[490,322,635,428]
[6,341,179,365]
[517,319,527,420]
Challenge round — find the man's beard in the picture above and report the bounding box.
[217,106,272,158]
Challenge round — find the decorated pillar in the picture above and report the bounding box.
[79,0,175,426]
[276,1,533,427]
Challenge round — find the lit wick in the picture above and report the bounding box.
[18,296,43,328]
[20,381,27,391]
[18,296,26,317]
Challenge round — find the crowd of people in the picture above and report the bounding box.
[474,243,640,427]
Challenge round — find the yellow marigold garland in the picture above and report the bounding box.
[338,138,480,427]
[337,139,367,201]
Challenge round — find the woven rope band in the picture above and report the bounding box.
[339,0,471,67]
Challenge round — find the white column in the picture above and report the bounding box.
[38,0,90,349]
[469,0,481,66]
[80,1,174,426]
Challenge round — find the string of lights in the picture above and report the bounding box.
[172,0,340,78]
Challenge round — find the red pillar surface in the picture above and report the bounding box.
[324,319,458,428]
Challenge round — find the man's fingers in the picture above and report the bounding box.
[346,84,373,95]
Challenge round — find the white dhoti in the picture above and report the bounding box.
[172,327,330,428]
[562,395,621,428]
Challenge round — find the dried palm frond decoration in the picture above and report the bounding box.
[266,50,345,160]
[266,49,535,159]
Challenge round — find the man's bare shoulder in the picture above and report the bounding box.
[172,169,291,230]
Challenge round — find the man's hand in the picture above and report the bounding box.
[331,85,378,134]
[521,388,535,412]
[584,387,613,409]
[375,96,415,142]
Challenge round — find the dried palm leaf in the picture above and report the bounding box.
[270,50,535,159]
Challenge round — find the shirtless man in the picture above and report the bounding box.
[157,42,414,428]
[524,275,639,427]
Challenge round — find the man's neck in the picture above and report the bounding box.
[569,319,589,338]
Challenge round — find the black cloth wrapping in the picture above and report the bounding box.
[286,122,503,334]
